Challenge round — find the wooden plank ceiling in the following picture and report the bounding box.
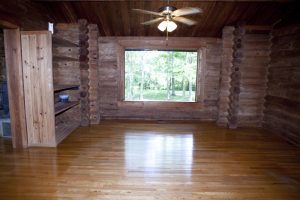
[38,1,300,37]
[0,0,300,37]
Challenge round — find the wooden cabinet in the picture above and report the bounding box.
[21,31,80,147]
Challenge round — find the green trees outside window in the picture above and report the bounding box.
[125,50,198,102]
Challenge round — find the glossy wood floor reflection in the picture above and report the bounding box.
[1,121,300,199]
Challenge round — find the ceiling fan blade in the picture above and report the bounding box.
[172,7,202,17]
[141,17,164,25]
[173,17,197,26]
[132,9,162,16]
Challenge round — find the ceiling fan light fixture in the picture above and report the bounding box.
[158,20,168,32]
[167,21,177,32]
[158,20,177,32]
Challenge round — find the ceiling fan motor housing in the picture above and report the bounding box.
[158,5,177,14]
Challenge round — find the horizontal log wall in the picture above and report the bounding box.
[98,37,222,120]
[54,23,81,124]
[238,32,271,127]
[263,24,300,146]
[53,23,80,85]
[217,26,270,128]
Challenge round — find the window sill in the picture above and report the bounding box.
[117,101,203,109]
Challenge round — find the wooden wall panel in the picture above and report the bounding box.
[21,31,55,147]
[264,24,300,146]
[98,37,222,120]
[4,29,28,148]
[88,24,100,124]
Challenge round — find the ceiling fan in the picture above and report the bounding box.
[133,3,202,33]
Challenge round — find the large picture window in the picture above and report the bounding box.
[124,50,198,102]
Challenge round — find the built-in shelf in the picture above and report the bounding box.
[55,101,79,116]
[54,84,79,92]
[20,31,81,147]
[53,54,78,62]
[52,35,79,47]
[55,121,79,144]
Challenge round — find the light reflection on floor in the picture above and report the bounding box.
[125,132,193,178]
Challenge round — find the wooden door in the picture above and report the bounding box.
[21,31,55,147]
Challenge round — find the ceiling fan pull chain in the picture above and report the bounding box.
[166,29,169,47]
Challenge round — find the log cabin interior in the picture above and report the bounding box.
[0,0,300,199]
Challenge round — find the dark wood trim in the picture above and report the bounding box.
[4,29,28,148]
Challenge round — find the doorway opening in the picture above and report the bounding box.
[0,28,11,139]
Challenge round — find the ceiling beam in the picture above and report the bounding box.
[0,13,20,29]
[0,19,19,29]
[244,25,272,31]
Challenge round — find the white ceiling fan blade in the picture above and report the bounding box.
[172,7,202,17]
[132,9,163,16]
[141,17,164,25]
[173,17,197,26]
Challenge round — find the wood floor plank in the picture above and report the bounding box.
[0,121,300,199]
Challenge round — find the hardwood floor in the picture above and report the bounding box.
[0,121,300,199]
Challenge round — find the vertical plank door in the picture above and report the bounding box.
[4,29,28,148]
[21,31,56,147]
